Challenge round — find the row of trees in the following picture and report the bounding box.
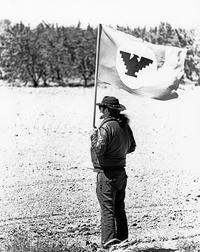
[0,20,96,87]
[0,20,199,87]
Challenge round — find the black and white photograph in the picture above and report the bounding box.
[0,0,200,251]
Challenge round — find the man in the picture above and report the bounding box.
[90,96,136,249]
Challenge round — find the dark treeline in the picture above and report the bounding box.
[0,19,199,87]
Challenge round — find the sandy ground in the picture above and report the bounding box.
[0,85,199,250]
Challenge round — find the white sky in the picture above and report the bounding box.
[0,0,200,30]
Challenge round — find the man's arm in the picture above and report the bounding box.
[127,126,136,154]
[90,127,108,156]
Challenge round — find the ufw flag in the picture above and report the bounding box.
[97,25,187,100]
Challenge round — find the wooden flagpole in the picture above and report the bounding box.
[92,24,102,128]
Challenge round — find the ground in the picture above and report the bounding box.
[0,85,199,251]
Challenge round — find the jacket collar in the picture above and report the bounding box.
[99,116,117,128]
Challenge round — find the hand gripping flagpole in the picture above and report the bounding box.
[93,24,102,128]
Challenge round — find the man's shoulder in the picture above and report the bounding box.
[102,118,119,128]
[100,118,117,128]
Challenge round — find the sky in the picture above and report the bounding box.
[0,0,200,30]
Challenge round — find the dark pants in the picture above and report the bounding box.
[96,169,128,246]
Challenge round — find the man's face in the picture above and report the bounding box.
[99,106,105,119]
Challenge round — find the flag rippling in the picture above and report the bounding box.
[97,25,187,100]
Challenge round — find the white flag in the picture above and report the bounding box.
[98,25,187,100]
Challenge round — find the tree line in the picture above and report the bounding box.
[0,20,199,87]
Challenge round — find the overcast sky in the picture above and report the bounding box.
[0,0,200,30]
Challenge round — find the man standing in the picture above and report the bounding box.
[90,96,136,249]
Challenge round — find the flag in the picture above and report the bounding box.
[97,25,187,100]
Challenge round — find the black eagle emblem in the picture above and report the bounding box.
[120,51,153,77]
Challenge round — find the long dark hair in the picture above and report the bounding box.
[108,108,130,127]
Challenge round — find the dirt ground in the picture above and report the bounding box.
[0,85,199,250]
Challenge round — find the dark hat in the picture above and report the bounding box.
[96,96,126,111]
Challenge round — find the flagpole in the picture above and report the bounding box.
[93,24,102,128]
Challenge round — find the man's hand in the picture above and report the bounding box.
[90,128,98,141]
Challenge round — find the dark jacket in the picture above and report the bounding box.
[90,117,136,168]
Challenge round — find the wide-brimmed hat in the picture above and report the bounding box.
[96,96,126,111]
